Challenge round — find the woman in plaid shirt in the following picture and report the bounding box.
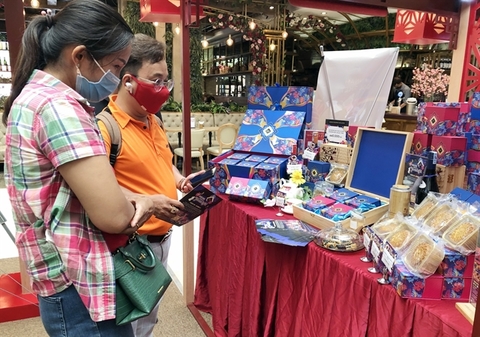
[1,0,155,336]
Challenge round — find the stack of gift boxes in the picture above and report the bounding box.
[412,102,469,193]
[466,92,480,194]
[385,102,480,300]
[208,86,315,202]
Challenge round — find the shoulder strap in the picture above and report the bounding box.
[96,107,121,167]
[153,114,174,154]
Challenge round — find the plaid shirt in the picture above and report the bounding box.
[4,70,115,322]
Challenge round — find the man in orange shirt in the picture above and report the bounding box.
[97,34,199,337]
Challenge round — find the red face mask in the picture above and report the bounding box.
[129,76,170,114]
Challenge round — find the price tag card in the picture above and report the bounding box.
[381,242,397,272]
[287,164,303,174]
[363,227,373,252]
[302,148,317,161]
[275,191,287,207]
[370,233,384,264]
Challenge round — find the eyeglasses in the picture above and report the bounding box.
[136,76,174,92]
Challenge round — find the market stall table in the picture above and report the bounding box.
[194,194,472,337]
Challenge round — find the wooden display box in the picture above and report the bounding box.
[436,164,466,193]
[294,128,413,232]
[319,143,354,165]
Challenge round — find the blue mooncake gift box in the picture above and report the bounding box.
[247,86,314,124]
[233,109,306,155]
[327,188,358,203]
[345,194,381,208]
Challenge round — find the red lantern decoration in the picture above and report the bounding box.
[392,10,454,45]
[139,0,205,24]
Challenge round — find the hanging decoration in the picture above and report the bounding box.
[208,12,267,78]
[284,11,346,48]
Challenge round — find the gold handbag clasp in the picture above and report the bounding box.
[125,259,136,270]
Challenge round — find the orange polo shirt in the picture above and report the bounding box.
[98,95,176,236]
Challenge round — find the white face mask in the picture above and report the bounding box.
[75,56,120,102]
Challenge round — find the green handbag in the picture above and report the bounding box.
[113,234,172,325]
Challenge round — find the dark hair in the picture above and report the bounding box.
[2,0,133,125]
[393,76,402,85]
[120,33,166,77]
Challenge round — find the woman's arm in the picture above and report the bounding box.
[58,155,145,233]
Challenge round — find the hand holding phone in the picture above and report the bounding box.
[189,168,216,188]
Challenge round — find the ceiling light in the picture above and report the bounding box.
[175,24,180,35]
[321,11,327,15]
[31,0,40,8]
[249,20,256,30]
[269,42,276,51]
[201,36,209,48]
[282,31,288,39]
[269,6,274,10]
[153,22,159,27]
[226,34,234,46]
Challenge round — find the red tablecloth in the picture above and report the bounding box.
[194,195,472,337]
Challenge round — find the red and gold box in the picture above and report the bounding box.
[431,135,467,167]
[411,132,432,157]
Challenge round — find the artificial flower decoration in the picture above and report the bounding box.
[208,12,267,78]
[411,64,450,102]
[290,170,306,186]
[284,11,346,48]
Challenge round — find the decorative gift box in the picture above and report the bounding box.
[467,172,480,195]
[417,102,466,136]
[226,177,271,204]
[466,148,480,174]
[294,128,412,232]
[219,158,241,165]
[328,188,358,203]
[244,154,269,163]
[443,277,472,300]
[227,153,250,160]
[424,105,459,136]
[305,160,331,183]
[470,92,480,133]
[233,109,306,155]
[321,202,355,220]
[225,177,250,203]
[390,262,443,299]
[252,162,281,182]
[247,86,314,124]
[431,135,467,167]
[449,187,474,201]
[252,162,282,196]
[437,248,474,278]
[411,132,432,157]
[345,194,381,208]
[303,195,335,213]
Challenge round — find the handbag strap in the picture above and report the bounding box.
[117,235,156,272]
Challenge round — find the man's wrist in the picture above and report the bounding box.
[176,177,185,190]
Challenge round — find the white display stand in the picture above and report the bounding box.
[312,47,399,130]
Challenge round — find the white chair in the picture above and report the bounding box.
[174,129,205,170]
[206,123,238,162]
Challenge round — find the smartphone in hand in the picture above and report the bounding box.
[189,168,216,188]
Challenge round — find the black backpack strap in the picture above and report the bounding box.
[96,107,121,167]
